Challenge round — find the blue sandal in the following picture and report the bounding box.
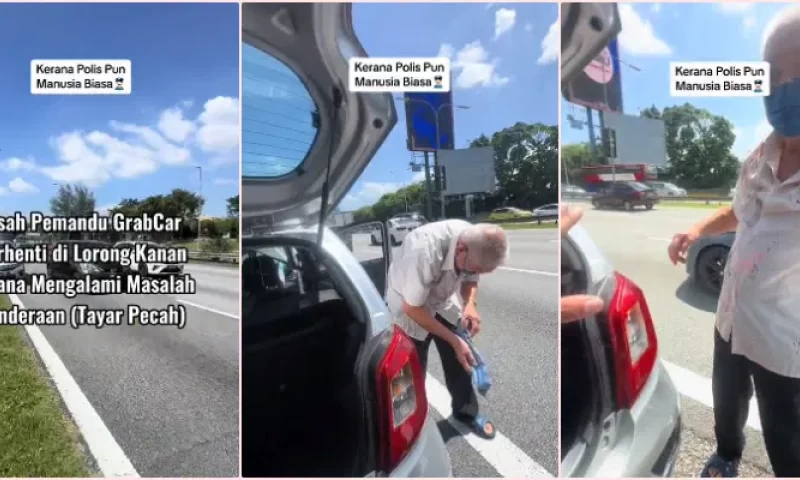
[458,415,496,440]
[700,454,740,477]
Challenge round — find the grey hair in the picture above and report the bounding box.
[762,6,800,60]
[459,223,509,270]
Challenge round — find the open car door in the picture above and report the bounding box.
[335,220,392,298]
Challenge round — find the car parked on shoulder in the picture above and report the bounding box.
[592,181,659,211]
[46,240,128,281]
[370,214,424,246]
[562,184,592,200]
[0,240,25,279]
[532,203,560,220]
[240,3,451,478]
[646,181,687,198]
[561,3,681,477]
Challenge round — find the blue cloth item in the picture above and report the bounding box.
[454,324,492,396]
[765,78,800,138]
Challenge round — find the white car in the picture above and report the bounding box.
[0,240,25,279]
[370,216,422,246]
[114,240,185,276]
[532,203,560,219]
[646,181,687,198]
[728,187,736,198]
[562,184,591,200]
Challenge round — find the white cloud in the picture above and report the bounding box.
[411,171,426,183]
[717,3,753,14]
[33,95,238,187]
[537,20,559,65]
[437,41,510,89]
[494,8,516,40]
[8,177,38,194]
[618,4,672,56]
[0,156,36,172]
[158,107,196,143]
[341,181,402,209]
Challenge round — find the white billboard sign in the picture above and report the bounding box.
[437,147,496,196]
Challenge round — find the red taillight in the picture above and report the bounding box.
[606,273,658,409]
[376,326,428,472]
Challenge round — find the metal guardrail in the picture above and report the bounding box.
[187,251,238,264]
[485,214,558,225]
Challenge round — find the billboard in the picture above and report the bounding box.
[563,37,623,113]
[404,91,455,151]
[437,147,496,196]
[604,112,667,166]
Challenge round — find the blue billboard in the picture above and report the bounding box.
[403,91,455,151]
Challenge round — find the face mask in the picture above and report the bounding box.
[765,78,800,138]
[460,269,476,278]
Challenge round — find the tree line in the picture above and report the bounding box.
[561,103,742,190]
[353,122,559,223]
[48,184,239,242]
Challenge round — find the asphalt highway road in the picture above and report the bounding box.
[351,229,558,476]
[572,203,773,477]
[17,262,239,477]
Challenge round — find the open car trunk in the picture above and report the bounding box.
[241,239,370,477]
[560,235,615,472]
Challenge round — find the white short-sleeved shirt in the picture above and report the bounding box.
[716,132,800,378]
[386,219,480,341]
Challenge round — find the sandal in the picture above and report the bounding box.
[700,454,740,478]
[458,415,496,440]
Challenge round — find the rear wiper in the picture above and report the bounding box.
[316,86,343,245]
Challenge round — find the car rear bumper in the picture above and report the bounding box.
[391,413,452,477]
[622,360,682,477]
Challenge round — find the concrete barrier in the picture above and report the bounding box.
[187,251,238,264]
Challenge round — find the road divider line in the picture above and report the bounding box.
[425,377,553,477]
[499,266,558,277]
[662,360,762,431]
[8,294,140,477]
[176,299,238,319]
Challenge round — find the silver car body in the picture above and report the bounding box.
[562,224,681,477]
[241,3,451,476]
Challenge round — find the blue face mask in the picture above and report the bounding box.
[765,78,800,138]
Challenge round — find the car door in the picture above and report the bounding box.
[337,220,392,297]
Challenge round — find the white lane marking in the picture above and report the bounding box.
[498,266,558,277]
[176,299,238,319]
[8,294,140,477]
[648,237,673,243]
[425,377,554,477]
[662,360,762,431]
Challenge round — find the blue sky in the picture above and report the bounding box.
[562,2,791,160]
[343,3,558,210]
[241,3,558,211]
[0,3,239,217]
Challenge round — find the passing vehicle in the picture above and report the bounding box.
[686,233,734,296]
[0,240,25,279]
[592,181,659,211]
[561,3,681,477]
[240,3,451,477]
[646,181,687,198]
[492,206,530,216]
[370,214,424,246]
[46,240,128,280]
[114,240,185,276]
[562,184,592,200]
[532,203,560,220]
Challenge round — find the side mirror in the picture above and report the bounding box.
[561,3,622,85]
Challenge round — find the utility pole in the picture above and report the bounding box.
[423,152,433,220]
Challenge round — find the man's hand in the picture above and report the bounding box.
[451,336,476,372]
[668,230,700,265]
[463,302,481,336]
[560,204,604,324]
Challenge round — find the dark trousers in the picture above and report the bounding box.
[411,314,479,421]
[713,329,800,476]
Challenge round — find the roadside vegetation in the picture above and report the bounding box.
[0,295,92,477]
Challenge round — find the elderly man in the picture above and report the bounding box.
[668,7,800,477]
[386,219,507,440]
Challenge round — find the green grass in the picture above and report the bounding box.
[0,295,92,477]
[498,221,558,230]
